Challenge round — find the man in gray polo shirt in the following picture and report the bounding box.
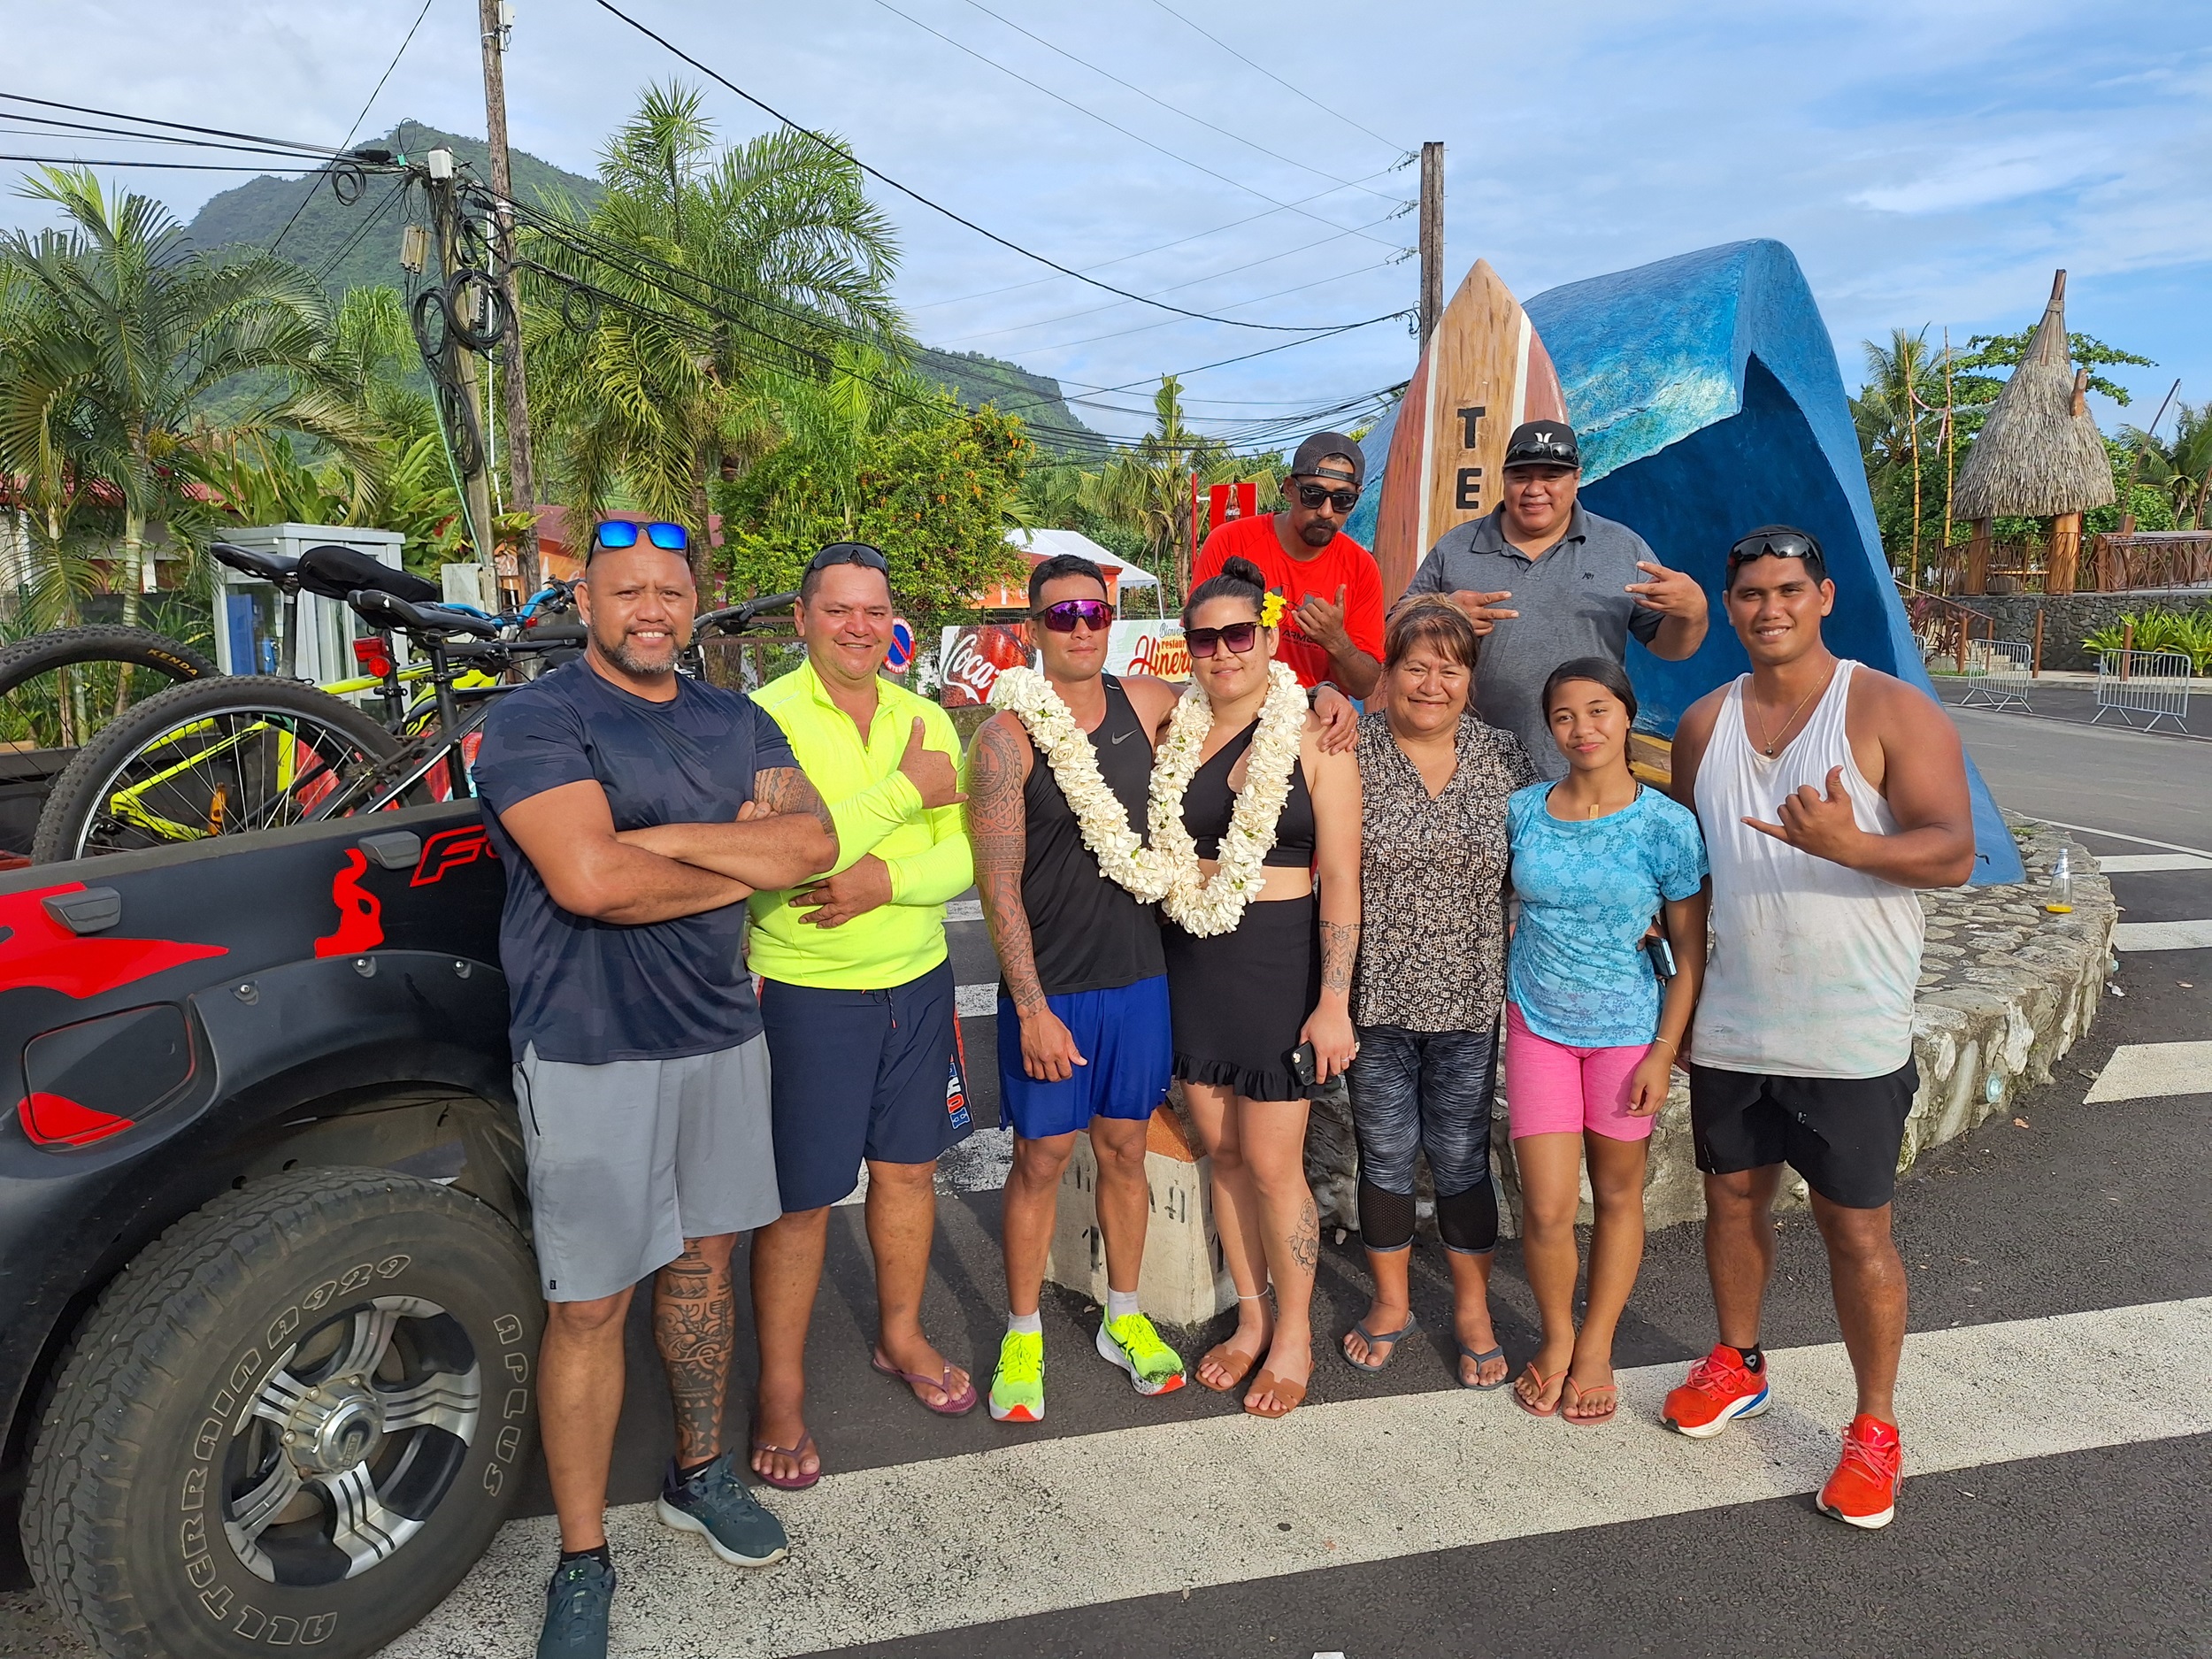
[1404,420,1709,777]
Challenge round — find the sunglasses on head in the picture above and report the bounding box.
[1727,530,1822,567]
[1187,621,1260,658]
[807,541,890,575]
[591,520,687,555]
[1293,481,1360,513]
[1033,598,1112,633]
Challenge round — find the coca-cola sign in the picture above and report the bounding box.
[937,623,1034,707]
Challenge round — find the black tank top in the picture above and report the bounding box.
[1019,675,1169,996]
[1182,720,1317,865]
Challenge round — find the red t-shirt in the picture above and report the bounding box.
[1192,516,1384,689]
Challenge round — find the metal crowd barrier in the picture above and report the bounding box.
[2093,649,2194,734]
[1956,638,2035,713]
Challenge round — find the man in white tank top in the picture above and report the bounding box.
[1659,526,1974,1532]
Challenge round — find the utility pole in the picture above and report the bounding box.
[477,0,539,595]
[425,147,499,590]
[1418,142,1444,346]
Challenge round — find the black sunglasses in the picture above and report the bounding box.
[1187,621,1259,658]
[1033,598,1113,633]
[1293,481,1360,513]
[591,520,687,557]
[1727,530,1823,566]
[807,541,890,575]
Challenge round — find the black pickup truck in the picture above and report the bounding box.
[1,801,537,1659]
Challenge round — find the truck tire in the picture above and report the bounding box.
[21,1169,542,1659]
[32,676,398,864]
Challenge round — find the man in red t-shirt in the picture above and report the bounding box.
[1192,432,1383,696]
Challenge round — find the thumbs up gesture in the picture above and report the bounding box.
[897,717,964,809]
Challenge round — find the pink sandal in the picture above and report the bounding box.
[871,1351,979,1417]
[749,1430,820,1491]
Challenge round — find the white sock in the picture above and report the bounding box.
[1006,1309,1042,1336]
[1106,1289,1141,1322]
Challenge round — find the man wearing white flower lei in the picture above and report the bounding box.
[970,554,1358,1425]
[1160,556,1362,1421]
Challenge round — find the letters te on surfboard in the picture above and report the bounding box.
[1373,258,1569,601]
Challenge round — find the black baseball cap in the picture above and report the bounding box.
[1290,432,1364,488]
[1502,420,1580,471]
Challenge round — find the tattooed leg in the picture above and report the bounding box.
[656,1233,738,1465]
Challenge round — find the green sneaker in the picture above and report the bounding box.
[989,1329,1044,1423]
[1096,1311,1187,1395]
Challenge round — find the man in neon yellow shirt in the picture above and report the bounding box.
[743,542,974,1488]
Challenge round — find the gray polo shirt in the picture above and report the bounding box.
[1404,504,1663,780]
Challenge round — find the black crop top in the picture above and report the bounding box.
[1181,721,1316,865]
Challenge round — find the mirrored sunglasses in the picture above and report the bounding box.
[1033,598,1112,633]
[1727,530,1821,566]
[592,520,687,553]
[1187,621,1259,658]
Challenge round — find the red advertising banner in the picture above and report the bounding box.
[937,623,1033,707]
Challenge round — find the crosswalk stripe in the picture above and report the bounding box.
[955,980,1000,1017]
[2032,819,2212,859]
[2114,920,2212,952]
[379,1298,2212,1659]
[2085,1041,2212,1102]
[944,898,984,922]
[2094,853,2212,873]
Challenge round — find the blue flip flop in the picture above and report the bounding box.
[1340,1314,1418,1373]
[1458,1341,1510,1390]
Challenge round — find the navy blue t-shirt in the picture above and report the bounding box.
[472,660,797,1064]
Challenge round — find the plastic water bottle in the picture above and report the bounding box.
[2046,845,2074,914]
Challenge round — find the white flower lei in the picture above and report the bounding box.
[1148,660,1309,937]
[987,666,1183,902]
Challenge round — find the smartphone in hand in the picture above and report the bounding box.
[1287,1041,1319,1088]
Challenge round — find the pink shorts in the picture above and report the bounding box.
[1504,1003,1655,1142]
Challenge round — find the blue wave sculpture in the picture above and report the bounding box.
[1348,238,2022,885]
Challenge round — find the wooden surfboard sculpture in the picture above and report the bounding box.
[1371,258,1567,602]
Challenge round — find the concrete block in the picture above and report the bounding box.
[1043,1102,1235,1326]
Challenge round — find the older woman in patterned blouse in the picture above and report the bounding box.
[1340,597,1535,1388]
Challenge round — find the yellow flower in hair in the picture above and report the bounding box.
[1259,590,1286,628]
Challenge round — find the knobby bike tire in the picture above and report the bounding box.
[0,625,218,691]
[31,676,400,864]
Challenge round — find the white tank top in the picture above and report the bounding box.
[1691,659,1924,1079]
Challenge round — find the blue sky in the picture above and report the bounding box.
[6,0,2208,446]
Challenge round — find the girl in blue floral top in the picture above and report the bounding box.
[1507,657,1709,1425]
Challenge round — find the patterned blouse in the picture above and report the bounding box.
[1351,710,1535,1033]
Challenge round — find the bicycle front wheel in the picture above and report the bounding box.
[31,677,399,864]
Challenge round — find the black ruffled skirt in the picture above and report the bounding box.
[1164,893,1322,1102]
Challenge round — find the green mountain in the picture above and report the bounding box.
[180,119,599,301]
[911,347,1102,457]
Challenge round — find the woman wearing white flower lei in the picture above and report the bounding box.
[1159,556,1361,1421]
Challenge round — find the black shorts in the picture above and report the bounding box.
[1688,1059,1919,1210]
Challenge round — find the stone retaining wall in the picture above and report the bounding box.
[1949,590,2209,672]
[1308,818,2116,1238]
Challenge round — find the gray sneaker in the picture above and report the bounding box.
[657,1452,790,1566]
[537,1555,613,1659]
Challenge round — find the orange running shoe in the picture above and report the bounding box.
[1817,1414,1901,1529]
[1661,1342,1771,1438]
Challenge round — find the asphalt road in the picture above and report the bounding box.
[4,703,2206,1659]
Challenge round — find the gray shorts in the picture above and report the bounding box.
[515,1036,781,1303]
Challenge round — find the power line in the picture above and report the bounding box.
[1008,259,1404,357]
[591,0,1403,334]
[314,175,411,282]
[271,0,438,255]
[943,0,1402,202]
[0,113,345,164]
[0,153,377,173]
[1138,0,1410,158]
[869,0,1397,251]
[0,92,354,161]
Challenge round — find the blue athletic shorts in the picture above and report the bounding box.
[996,974,1173,1141]
[759,958,972,1210]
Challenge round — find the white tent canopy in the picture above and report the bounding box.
[1005,526,1158,588]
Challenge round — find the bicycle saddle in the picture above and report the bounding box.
[297,544,441,605]
[348,588,501,639]
[210,542,301,585]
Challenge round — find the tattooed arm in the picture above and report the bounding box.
[967,715,1084,1083]
[1300,718,1363,1084]
[617,764,840,889]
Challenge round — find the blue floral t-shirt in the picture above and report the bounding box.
[1506,783,1708,1048]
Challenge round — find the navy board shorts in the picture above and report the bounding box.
[759,957,972,1211]
[996,974,1174,1141]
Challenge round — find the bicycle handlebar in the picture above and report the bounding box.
[694,591,800,638]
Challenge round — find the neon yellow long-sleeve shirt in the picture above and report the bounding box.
[745,658,972,990]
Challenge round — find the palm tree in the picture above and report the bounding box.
[1852,327,1948,580]
[2121,402,2212,528]
[521,82,902,538]
[1085,374,1244,595]
[0,167,374,626]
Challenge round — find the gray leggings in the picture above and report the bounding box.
[1346,1024,1500,1253]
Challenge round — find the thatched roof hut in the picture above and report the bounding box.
[1952,270,2114,520]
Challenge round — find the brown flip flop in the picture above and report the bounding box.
[1197,1340,1260,1394]
[1241,1370,1309,1419]
[872,1352,979,1417]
